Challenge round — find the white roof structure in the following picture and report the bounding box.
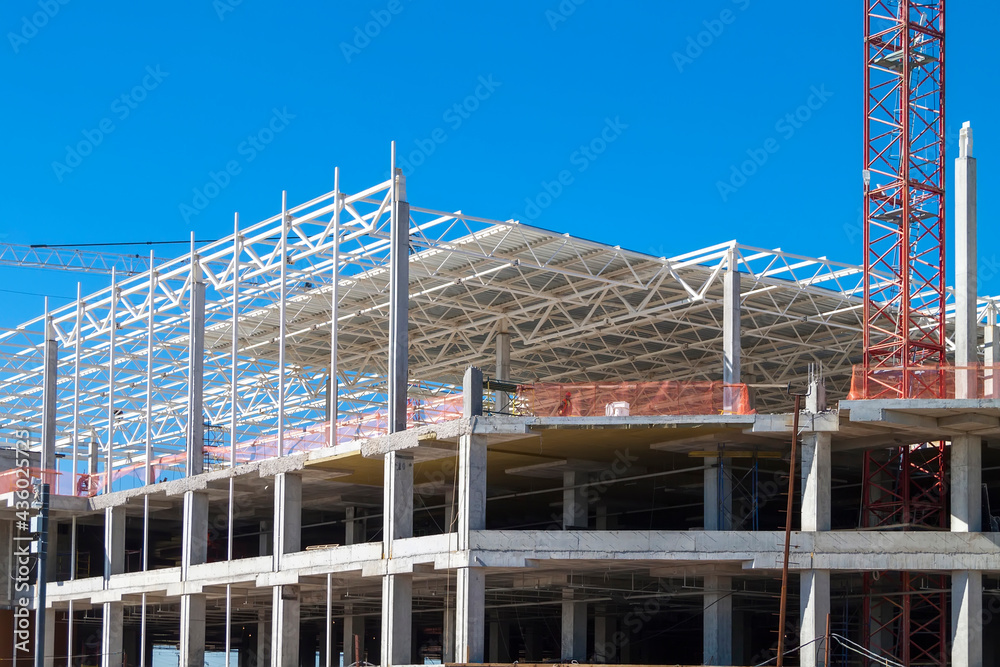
[0,172,993,476]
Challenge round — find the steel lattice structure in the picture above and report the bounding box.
[862,0,947,398]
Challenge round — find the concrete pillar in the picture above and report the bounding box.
[723,249,741,412]
[799,570,830,667]
[703,574,732,666]
[953,571,983,667]
[955,121,978,399]
[101,601,123,667]
[42,607,55,667]
[187,256,206,476]
[563,470,588,529]
[495,323,511,413]
[104,506,125,579]
[443,593,455,664]
[561,589,587,661]
[952,435,982,533]
[986,305,999,398]
[257,609,272,667]
[801,433,831,532]
[456,568,485,663]
[344,507,362,545]
[593,608,609,663]
[381,451,413,666]
[387,168,409,435]
[342,605,361,667]
[704,456,732,530]
[272,585,300,667]
[272,472,302,570]
[180,593,206,667]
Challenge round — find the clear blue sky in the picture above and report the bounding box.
[0,1,995,328]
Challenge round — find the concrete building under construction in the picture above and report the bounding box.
[2,6,997,667]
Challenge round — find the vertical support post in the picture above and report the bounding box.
[704,453,732,531]
[41,301,57,473]
[800,434,831,532]
[272,473,301,667]
[180,489,208,667]
[951,435,982,533]
[495,321,511,413]
[562,470,588,530]
[34,484,50,667]
[985,303,998,398]
[381,146,413,667]
[325,574,333,667]
[187,237,206,477]
[723,247,742,412]
[330,169,341,446]
[952,570,983,667]
[140,592,147,667]
[104,506,125,580]
[799,570,830,667]
[456,367,486,663]
[179,593,207,667]
[105,269,117,494]
[560,589,587,661]
[71,284,82,496]
[67,600,74,667]
[101,601,123,667]
[342,604,359,667]
[955,121,978,399]
[703,574,733,666]
[278,191,289,457]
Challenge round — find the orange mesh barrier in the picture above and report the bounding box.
[848,364,1000,400]
[0,468,60,495]
[519,381,753,417]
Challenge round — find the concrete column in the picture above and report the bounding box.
[593,608,609,663]
[272,472,302,571]
[799,570,830,667]
[272,585,300,667]
[563,470,588,529]
[187,256,206,476]
[42,607,55,667]
[41,313,57,473]
[342,605,361,667]
[459,367,487,547]
[344,507,362,545]
[104,506,125,580]
[180,593,206,667]
[704,456,732,530]
[985,305,999,398]
[703,574,732,666]
[495,323,511,413]
[955,121,978,399]
[801,433,831,532]
[953,570,983,667]
[952,435,982,533]
[723,249,741,412]
[561,589,587,661]
[388,169,409,435]
[443,592,455,664]
[381,451,413,666]
[456,568,485,663]
[101,601,123,667]
[257,609,272,667]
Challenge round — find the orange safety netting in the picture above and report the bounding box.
[0,467,60,495]
[848,364,1000,400]
[519,381,753,417]
[63,393,467,496]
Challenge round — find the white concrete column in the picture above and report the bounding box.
[257,609,272,667]
[801,433,831,532]
[985,305,999,398]
[443,592,455,664]
[187,254,206,476]
[180,593,206,667]
[272,585,300,667]
[272,472,302,570]
[799,570,830,667]
[563,470,588,529]
[953,570,983,667]
[342,604,361,667]
[41,311,57,472]
[952,435,982,533]
[388,167,409,435]
[104,506,125,579]
[381,451,413,666]
[344,507,362,545]
[101,601,123,667]
[495,323,511,413]
[703,574,733,666]
[955,121,978,400]
[561,589,587,661]
[456,568,485,663]
[704,456,732,530]
[42,607,55,667]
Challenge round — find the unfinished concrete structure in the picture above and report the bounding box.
[1,144,998,667]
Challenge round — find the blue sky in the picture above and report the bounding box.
[0,0,995,328]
